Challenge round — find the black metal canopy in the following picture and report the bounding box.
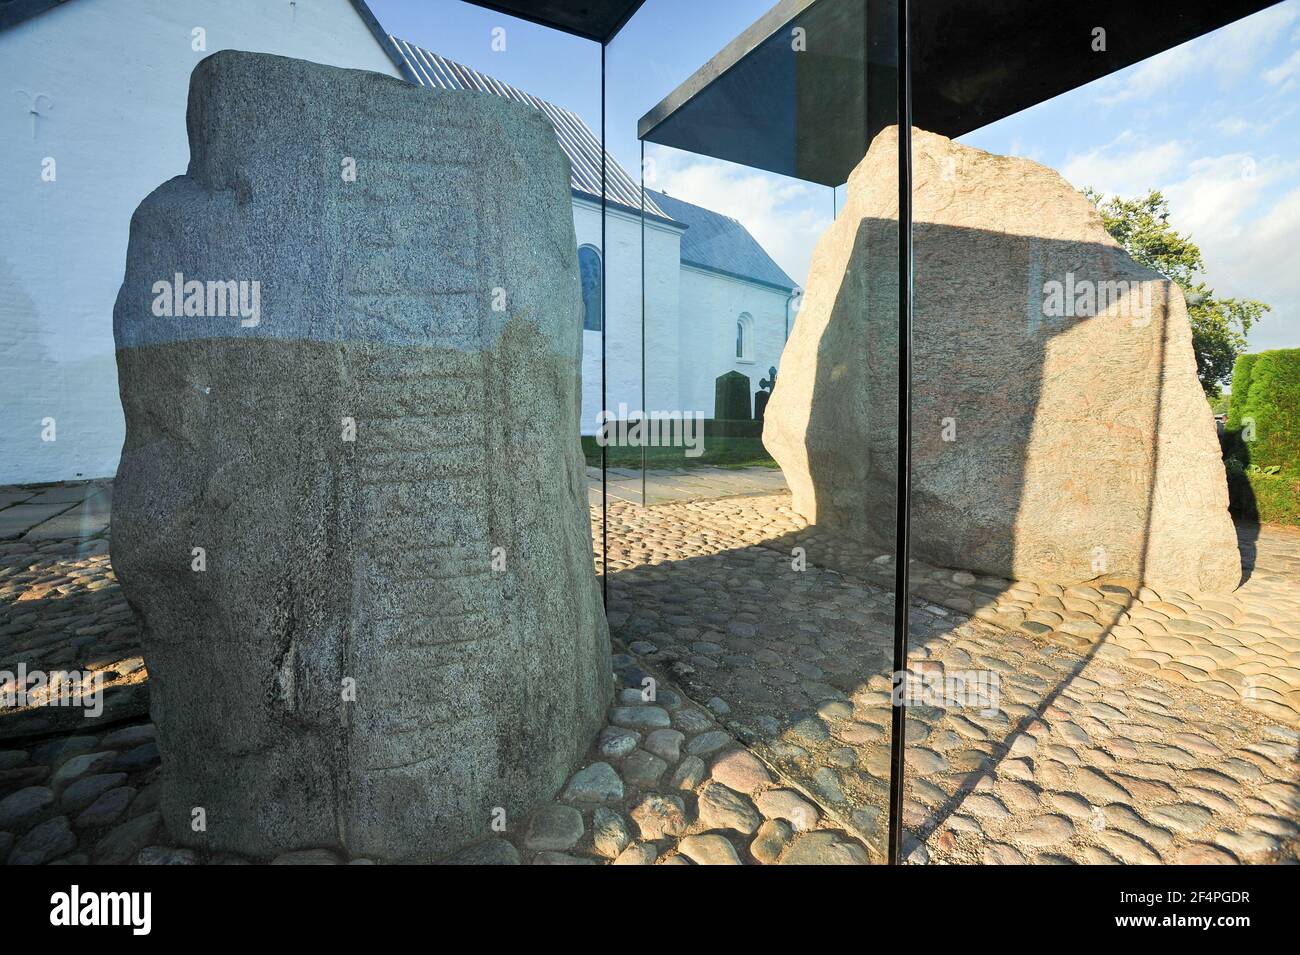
[638,0,1285,186]
[459,0,646,42]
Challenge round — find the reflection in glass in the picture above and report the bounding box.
[604,0,904,864]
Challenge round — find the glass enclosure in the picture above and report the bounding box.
[1,0,1294,868]
[606,0,904,862]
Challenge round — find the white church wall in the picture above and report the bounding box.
[574,197,683,435]
[676,265,792,419]
[0,0,402,484]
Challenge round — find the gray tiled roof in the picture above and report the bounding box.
[389,37,666,217]
[648,190,797,292]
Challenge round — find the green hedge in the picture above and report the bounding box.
[1225,459,1300,525]
[1223,348,1300,525]
[1224,348,1300,470]
[1224,353,1259,433]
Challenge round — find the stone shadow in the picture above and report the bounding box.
[603,518,1298,864]
[1236,517,1263,588]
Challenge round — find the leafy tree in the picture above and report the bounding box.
[1083,188,1269,398]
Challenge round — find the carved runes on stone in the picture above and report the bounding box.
[111,51,611,861]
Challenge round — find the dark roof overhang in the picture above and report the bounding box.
[455,1,647,43]
[637,0,1285,187]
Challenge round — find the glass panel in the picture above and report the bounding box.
[9,0,1288,874]
[0,0,610,864]
[606,0,903,864]
[904,2,1299,867]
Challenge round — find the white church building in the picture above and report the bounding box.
[0,0,797,485]
[386,39,800,436]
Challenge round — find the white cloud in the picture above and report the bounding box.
[1006,136,1045,163]
[1204,3,1299,79]
[1094,2,1300,105]
[1059,133,1185,197]
[1164,153,1297,241]
[649,148,830,288]
[1109,152,1300,350]
[1214,116,1254,136]
[1094,44,1199,106]
[1194,183,1300,351]
[1264,48,1300,89]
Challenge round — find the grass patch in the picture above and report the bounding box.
[581,435,778,470]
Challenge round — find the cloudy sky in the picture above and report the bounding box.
[965,0,1300,352]
[375,0,1299,352]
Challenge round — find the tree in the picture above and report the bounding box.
[1083,188,1269,398]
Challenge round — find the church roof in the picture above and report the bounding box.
[648,189,797,292]
[388,38,794,292]
[388,37,666,218]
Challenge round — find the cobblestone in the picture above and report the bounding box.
[596,492,1300,865]
[1,480,1296,864]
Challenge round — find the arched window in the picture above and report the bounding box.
[736,312,754,361]
[578,245,602,332]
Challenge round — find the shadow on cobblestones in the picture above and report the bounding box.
[600,495,1300,864]
[2,482,1297,864]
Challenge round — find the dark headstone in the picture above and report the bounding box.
[715,371,752,421]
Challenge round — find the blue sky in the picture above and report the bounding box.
[370,0,1299,352]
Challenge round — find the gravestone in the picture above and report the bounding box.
[715,371,752,421]
[111,51,611,861]
[764,127,1240,593]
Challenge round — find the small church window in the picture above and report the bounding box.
[579,245,603,332]
[736,312,754,360]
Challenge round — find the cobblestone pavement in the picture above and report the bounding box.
[2,480,1297,863]
[598,495,1300,864]
[628,493,1300,725]
[1,482,145,740]
[0,662,871,864]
